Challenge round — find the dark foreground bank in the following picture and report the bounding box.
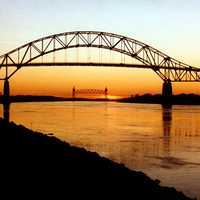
[0,118,194,199]
[118,94,200,105]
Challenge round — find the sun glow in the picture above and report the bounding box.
[106,95,122,100]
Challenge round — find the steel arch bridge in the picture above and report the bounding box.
[1,30,200,82]
[0,31,200,98]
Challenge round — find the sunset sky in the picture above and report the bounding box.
[0,0,200,97]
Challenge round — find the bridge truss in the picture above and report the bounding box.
[0,31,200,121]
[0,31,200,82]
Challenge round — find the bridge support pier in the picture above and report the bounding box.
[3,79,10,122]
[162,80,172,105]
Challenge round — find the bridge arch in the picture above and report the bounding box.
[1,31,199,82]
[1,31,200,121]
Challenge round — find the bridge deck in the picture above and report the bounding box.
[1,62,200,71]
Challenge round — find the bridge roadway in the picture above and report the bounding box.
[2,62,200,73]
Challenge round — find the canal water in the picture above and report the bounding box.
[1,101,200,199]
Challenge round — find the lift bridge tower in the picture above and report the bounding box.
[72,87,108,100]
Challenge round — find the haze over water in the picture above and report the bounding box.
[1,101,200,199]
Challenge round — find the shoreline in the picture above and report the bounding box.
[0,118,194,199]
[1,94,200,105]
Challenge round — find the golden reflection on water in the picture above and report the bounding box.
[1,102,200,199]
[162,105,172,158]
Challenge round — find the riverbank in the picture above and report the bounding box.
[0,95,113,103]
[118,94,200,105]
[1,94,200,105]
[0,118,194,199]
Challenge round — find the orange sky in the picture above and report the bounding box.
[0,42,200,98]
[0,1,200,97]
[0,46,200,98]
[0,65,200,98]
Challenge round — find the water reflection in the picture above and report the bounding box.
[3,102,10,122]
[162,105,172,137]
[162,105,172,158]
[1,102,200,198]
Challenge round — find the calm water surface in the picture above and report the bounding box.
[1,101,200,199]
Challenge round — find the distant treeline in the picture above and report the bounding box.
[118,93,200,105]
[0,95,109,103]
[0,95,68,103]
[0,94,200,105]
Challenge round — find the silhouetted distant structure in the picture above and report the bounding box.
[72,87,108,100]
